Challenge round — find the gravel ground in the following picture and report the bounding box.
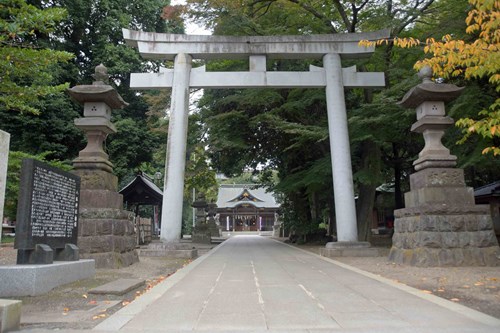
[1,238,500,330]
[0,243,200,331]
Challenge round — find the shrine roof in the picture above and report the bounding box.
[216,184,280,209]
[474,181,500,199]
[120,172,163,205]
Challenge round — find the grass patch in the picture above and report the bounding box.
[1,236,15,243]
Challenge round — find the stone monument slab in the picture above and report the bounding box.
[15,159,80,264]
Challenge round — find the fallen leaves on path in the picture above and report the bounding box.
[92,314,107,320]
[116,273,176,310]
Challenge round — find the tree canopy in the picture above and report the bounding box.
[0,0,188,220]
[361,0,500,155]
[0,0,73,114]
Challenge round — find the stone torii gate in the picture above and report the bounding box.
[123,29,389,249]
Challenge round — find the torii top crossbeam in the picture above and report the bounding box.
[123,28,390,60]
[122,29,390,90]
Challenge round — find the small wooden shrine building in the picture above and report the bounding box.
[216,184,280,232]
[119,172,163,238]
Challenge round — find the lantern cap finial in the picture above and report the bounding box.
[92,64,109,85]
[418,65,433,83]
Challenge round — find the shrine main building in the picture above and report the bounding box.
[216,185,280,232]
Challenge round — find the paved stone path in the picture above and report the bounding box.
[94,235,500,332]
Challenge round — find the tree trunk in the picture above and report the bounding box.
[309,191,318,223]
[327,192,336,237]
[356,139,381,241]
[393,143,404,209]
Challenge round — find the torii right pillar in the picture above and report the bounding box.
[389,66,500,266]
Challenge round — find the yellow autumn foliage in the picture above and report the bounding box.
[360,0,500,156]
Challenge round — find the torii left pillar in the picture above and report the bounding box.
[161,53,192,242]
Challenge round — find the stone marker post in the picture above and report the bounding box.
[68,64,139,268]
[389,67,500,266]
[0,130,10,244]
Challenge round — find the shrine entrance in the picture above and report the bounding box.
[123,29,389,245]
[216,185,280,232]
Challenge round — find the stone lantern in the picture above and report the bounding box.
[192,193,208,225]
[68,64,126,188]
[191,193,211,244]
[206,202,220,237]
[404,66,461,171]
[389,67,500,266]
[67,64,139,268]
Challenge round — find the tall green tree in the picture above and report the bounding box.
[0,0,73,114]
[1,0,183,179]
[365,0,500,156]
[49,0,183,180]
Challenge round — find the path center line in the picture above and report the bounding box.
[195,262,226,328]
[298,284,326,311]
[250,260,265,307]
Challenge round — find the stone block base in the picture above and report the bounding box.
[390,205,500,266]
[80,251,139,269]
[320,241,379,257]
[389,246,500,267]
[0,260,95,297]
[78,208,139,269]
[0,299,22,333]
[207,222,220,238]
[139,242,197,259]
[80,189,123,210]
[72,168,118,191]
[88,278,145,296]
[192,225,212,244]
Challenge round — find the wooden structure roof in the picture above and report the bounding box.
[120,172,163,206]
[474,181,500,199]
[216,184,280,209]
